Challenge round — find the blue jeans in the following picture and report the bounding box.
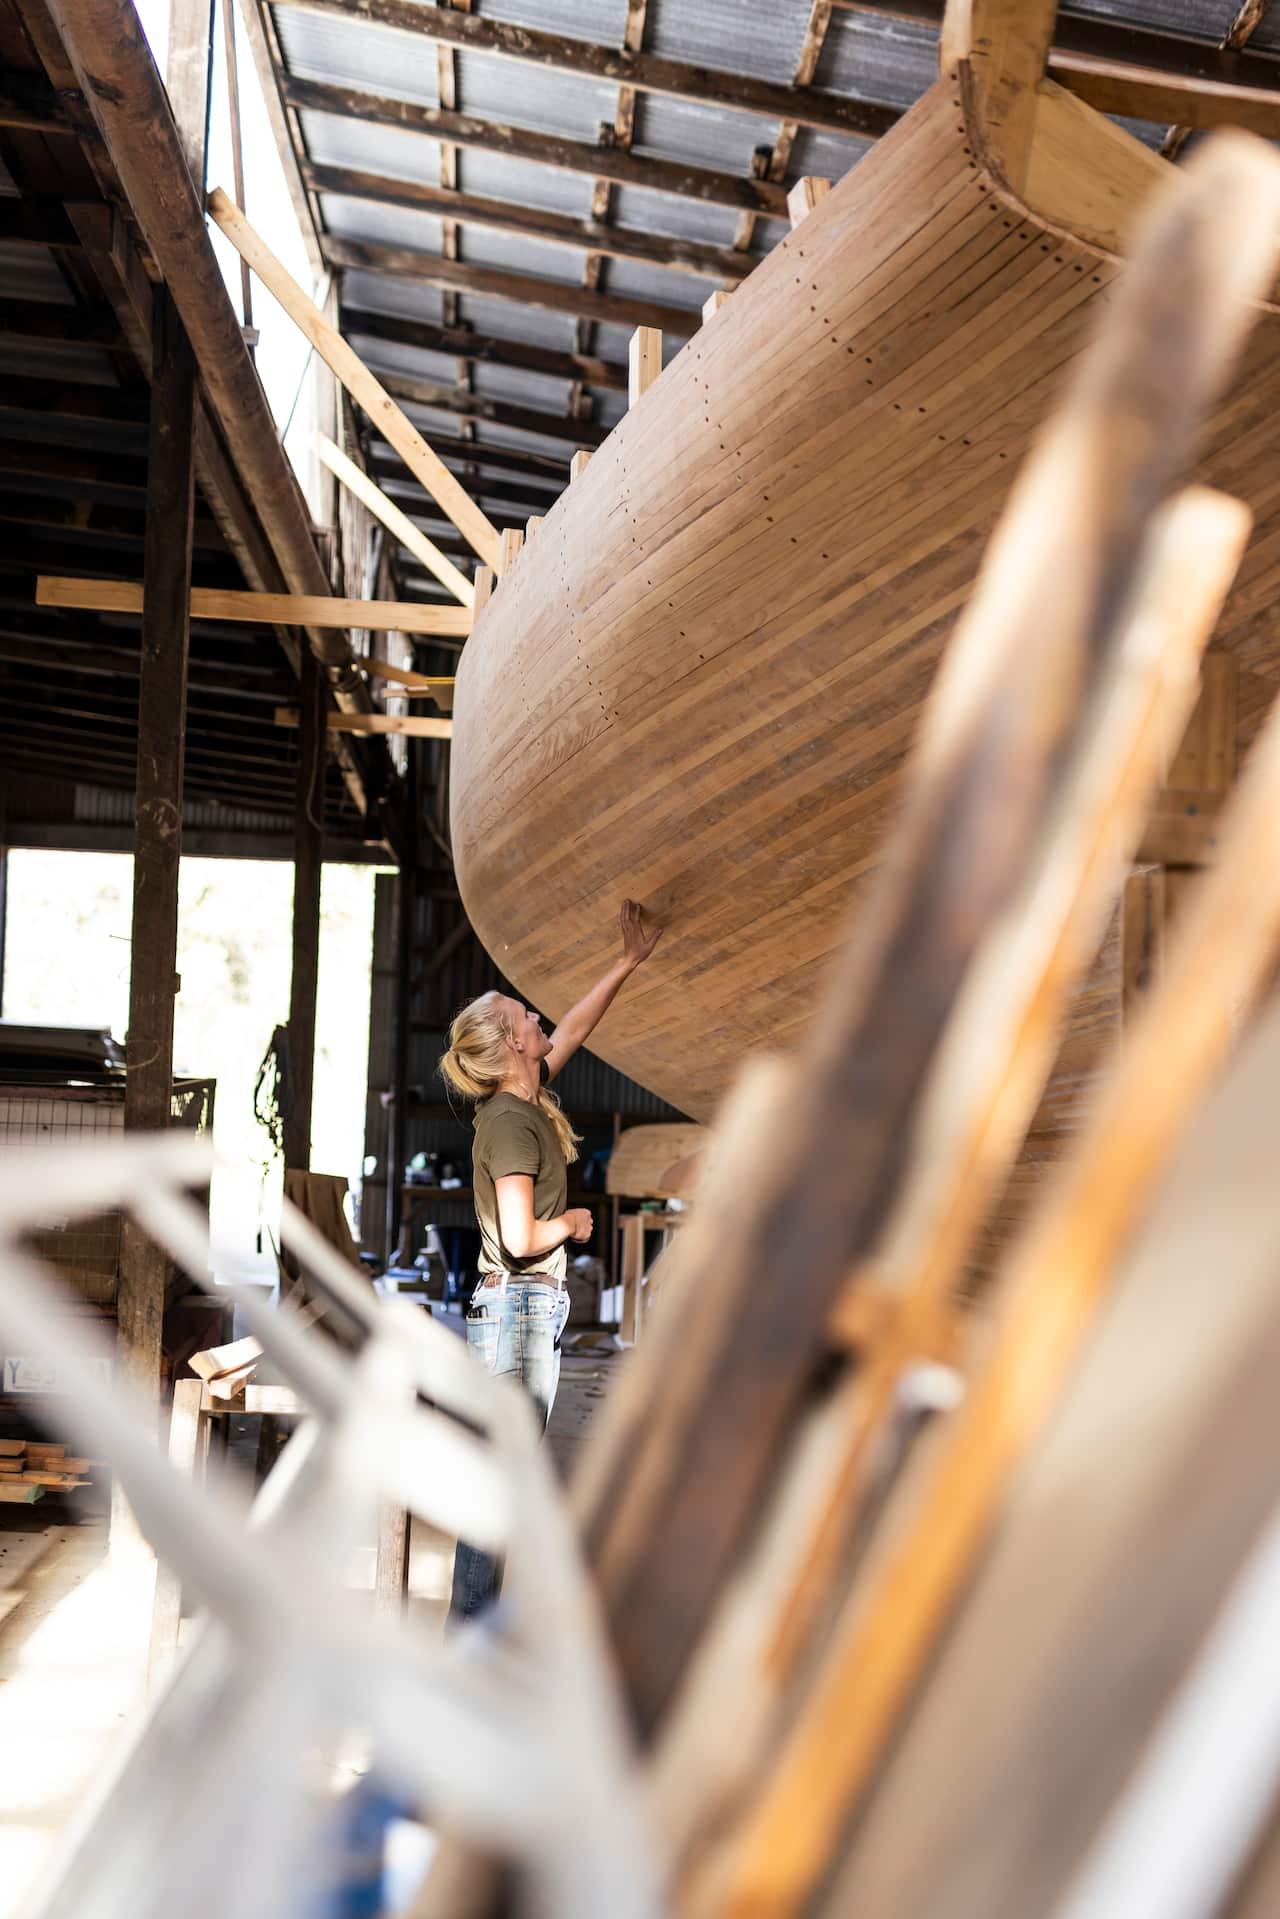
[449,1279,570,1620]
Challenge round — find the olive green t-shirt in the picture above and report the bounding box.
[472,1092,569,1280]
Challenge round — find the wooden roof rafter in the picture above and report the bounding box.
[323,234,699,335]
[269,0,900,140]
[280,75,794,216]
[570,0,648,426]
[304,161,757,283]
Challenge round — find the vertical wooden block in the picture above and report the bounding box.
[525,515,546,540]
[1121,868,1166,1020]
[702,289,730,323]
[787,176,832,226]
[1168,652,1237,795]
[499,527,524,573]
[570,450,592,482]
[619,1214,646,1345]
[473,565,495,612]
[628,326,663,406]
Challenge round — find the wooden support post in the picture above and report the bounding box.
[1121,865,1166,1020]
[619,1212,646,1344]
[1126,654,1239,1018]
[787,175,832,225]
[386,742,418,1260]
[147,1376,205,1684]
[499,527,524,572]
[284,646,324,1171]
[473,564,495,612]
[569,450,592,481]
[166,0,216,189]
[701,288,729,321]
[373,1502,411,1616]
[628,325,662,404]
[525,515,545,539]
[219,0,254,340]
[117,287,196,1421]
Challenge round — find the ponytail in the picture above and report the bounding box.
[440,992,580,1164]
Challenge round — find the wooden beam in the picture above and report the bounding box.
[367,431,566,486]
[220,0,255,335]
[35,575,473,635]
[0,73,68,134]
[628,326,662,404]
[374,369,610,448]
[280,75,792,217]
[272,0,895,139]
[324,235,700,338]
[342,304,628,393]
[702,289,729,321]
[206,189,501,572]
[234,0,325,280]
[308,163,757,284]
[117,288,196,1424]
[166,0,216,187]
[275,707,453,738]
[787,175,833,224]
[499,528,524,572]
[525,515,545,539]
[284,646,324,1169]
[569,450,592,481]
[359,656,455,696]
[0,198,100,251]
[1054,47,1280,139]
[38,0,379,702]
[314,433,476,603]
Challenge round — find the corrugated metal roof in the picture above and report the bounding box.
[473,0,630,45]
[454,47,619,138]
[339,268,445,322]
[319,193,445,253]
[645,0,816,85]
[815,11,940,108]
[274,5,440,105]
[262,0,1264,592]
[633,92,787,174]
[0,340,118,385]
[448,146,594,217]
[300,110,443,186]
[603,256,712,307]
[0,244,75,303]
[452,224,591,283]
[469,361,574,409]
[608,184,740,246]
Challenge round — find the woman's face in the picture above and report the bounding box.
[502,996,552,1062]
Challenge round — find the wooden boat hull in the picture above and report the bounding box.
[452,69,1280,1121]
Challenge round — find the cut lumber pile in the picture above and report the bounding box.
[0,1439,94,1494]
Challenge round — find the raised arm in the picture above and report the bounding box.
[543,899,662,1082]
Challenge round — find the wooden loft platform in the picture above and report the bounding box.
[0,0,405,852]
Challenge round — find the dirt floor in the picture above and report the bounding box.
[0,1332,627,1915]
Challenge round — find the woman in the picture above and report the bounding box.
[439,897,663,1617]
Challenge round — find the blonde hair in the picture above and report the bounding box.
[440,990,580,1164]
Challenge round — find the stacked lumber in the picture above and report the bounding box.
[0,1436,94,1500]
